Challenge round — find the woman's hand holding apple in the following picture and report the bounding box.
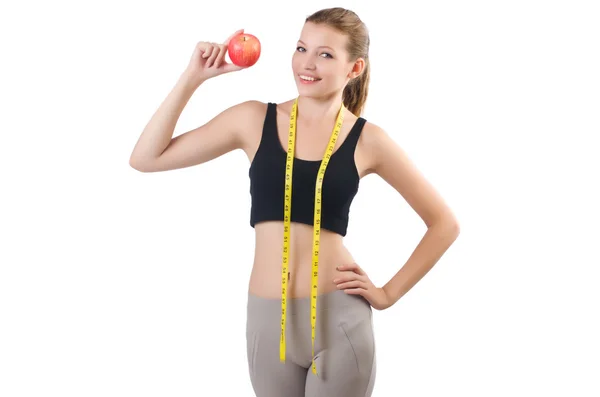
[182,29,247,87]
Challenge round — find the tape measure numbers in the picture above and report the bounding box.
[280,97,345,375]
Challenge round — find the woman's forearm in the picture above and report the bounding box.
[383,217,460,305]
[129,72,202,167]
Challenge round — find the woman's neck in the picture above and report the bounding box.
[296,92,344,126]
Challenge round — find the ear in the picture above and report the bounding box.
[348,57,366,80]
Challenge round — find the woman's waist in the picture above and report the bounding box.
[249,251,355,297]
[254,221,349,259]
[250,221,355,297]
[253,239,354,270]
[251,254,354,274]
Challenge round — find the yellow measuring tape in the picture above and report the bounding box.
[280,97,345,375]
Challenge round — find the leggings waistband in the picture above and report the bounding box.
[247,289,370,316]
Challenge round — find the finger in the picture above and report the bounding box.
[338,263,365,275]
[206,43,220,68]
[222,62,245,73]
[333,274,355,283]
[333,273,364,284]
[344,288,365,295]
[225,28,244,45]
[337,280,367,290]
[214,44,227,68]
[201,45,213,59]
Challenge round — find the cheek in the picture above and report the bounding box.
[291,54,300,70]
[322,69,345,85]
[320,63,344,79]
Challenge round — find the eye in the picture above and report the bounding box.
[296,46,333,59]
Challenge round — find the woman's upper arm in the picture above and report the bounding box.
[134,100,264,172]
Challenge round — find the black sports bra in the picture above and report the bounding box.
[249,102,367,236]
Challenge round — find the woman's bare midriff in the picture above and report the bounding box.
[248,221,356,298]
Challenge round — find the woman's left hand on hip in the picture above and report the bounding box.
[333,262,392,310]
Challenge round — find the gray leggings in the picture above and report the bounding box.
[246,289,376,397]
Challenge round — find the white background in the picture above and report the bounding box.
[1,0,599,396]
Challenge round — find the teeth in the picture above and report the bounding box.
[300,75,320,81]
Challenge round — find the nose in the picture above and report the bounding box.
[302,61,316,70]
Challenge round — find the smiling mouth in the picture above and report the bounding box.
[298,74,322,82]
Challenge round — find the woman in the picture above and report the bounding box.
[130,7,460,397]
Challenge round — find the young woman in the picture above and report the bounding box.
[130,7,460,397]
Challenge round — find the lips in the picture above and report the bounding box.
[298,74,322,82]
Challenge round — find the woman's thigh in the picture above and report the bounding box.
[304,305,376,397]
[246,293,308,397]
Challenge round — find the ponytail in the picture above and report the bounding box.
[343,58,370,116]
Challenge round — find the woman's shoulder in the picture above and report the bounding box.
[238,99,294,119]
[274,99,295,115]
[236,99,268,116]
[357,119,391,153]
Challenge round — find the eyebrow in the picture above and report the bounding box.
[297,40,336,52]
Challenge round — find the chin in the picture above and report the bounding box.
[298,85,337,98]
[296,80,328,92]
[296,89,327,100]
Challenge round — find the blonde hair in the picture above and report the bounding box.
[306,7,371,116]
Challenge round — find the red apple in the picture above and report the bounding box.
[227,33,261,67]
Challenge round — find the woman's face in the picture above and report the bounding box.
[292,22,355,98]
